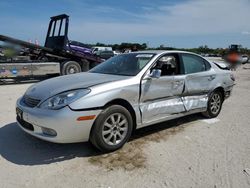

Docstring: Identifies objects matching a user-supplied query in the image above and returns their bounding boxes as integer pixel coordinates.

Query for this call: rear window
[181,54,210,74]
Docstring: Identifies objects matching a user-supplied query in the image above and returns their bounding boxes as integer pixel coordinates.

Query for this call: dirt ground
[0,65,250,188]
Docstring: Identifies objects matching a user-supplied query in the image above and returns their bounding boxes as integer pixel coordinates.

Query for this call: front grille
[17,116,34,131]
[23,95,41,108]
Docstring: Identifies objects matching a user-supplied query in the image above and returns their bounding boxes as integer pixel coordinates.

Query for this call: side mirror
[150,69,161,79]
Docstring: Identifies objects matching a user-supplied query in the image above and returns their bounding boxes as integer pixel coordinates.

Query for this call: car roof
[132,50,197,55]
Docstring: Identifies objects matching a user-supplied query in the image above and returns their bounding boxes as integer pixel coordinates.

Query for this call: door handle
[208,75,216,81]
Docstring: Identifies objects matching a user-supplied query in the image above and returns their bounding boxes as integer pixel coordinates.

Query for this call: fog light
[41,127,57,136]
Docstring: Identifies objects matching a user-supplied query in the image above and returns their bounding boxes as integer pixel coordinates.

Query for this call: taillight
[230,74,235,81]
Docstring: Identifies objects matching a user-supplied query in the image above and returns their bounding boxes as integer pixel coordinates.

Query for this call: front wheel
[90,105,133,152]
[202,90,223,118]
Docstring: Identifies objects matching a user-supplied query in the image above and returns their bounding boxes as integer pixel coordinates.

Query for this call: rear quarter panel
[210,63,234,93]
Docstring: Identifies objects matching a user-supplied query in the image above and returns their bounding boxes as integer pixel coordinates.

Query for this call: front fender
[69,82,142,126]
[69,77,140,110]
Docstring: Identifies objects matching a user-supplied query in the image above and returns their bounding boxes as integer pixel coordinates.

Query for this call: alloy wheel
[210,93,221,115]
[102,113,128,146]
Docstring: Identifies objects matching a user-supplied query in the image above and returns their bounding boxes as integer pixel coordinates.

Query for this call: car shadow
[0,122,100,166]
[0,114,205,166]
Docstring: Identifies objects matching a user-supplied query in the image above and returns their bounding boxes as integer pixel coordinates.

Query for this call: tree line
[88,43,250,55]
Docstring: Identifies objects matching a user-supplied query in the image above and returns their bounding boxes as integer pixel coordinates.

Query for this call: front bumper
[16,98,102,143]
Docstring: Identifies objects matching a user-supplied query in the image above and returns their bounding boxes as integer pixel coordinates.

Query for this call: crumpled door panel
[182,95,208,111]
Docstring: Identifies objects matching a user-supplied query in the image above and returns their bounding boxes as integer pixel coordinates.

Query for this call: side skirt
[137,107,206,129]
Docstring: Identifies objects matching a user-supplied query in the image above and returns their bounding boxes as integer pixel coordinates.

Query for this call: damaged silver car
[16,51,235,151]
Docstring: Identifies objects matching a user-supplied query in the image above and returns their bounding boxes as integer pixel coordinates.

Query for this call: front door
[140,53,185,124]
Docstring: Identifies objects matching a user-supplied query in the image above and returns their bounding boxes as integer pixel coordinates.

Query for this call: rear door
[180,53,215,111]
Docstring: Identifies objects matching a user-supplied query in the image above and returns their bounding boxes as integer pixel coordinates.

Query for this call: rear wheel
[90,105,133,152]
[61,61,81,75]
[202,90,223,118]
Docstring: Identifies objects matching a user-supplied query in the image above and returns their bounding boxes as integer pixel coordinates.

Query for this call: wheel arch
[104,98,137,132]
[202,86,225,118]
[213,86,225,102]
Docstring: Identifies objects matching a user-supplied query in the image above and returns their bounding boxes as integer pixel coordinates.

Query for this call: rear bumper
[16,98,102,143]
[224,84,235,99]
[224,90,231,99]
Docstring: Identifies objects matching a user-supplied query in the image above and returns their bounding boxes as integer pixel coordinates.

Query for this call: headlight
[39,89,90,110]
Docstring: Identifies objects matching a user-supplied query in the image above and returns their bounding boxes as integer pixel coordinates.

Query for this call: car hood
[25,72,129,101]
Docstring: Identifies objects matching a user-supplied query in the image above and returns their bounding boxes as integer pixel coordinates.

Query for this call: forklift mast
[45,14,69,51]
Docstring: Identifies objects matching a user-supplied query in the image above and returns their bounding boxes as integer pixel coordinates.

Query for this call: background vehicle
[92,46,114,60]
[0,14,103,79]
[241,55,249,64]
[16,51,235,152]
[95,50,114,60]
[92,46,113,53]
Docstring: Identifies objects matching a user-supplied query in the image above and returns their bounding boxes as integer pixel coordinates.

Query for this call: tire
[61,61,81,75]
[202,90,223,118]
[90,105,133,152]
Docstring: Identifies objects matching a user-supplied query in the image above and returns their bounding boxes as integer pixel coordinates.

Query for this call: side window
[152,54,180,76]
[181,54,208,74]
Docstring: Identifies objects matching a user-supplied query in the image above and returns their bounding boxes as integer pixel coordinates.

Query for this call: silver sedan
[16,51,235,151]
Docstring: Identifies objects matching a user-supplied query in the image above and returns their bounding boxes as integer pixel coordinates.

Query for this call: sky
[0,0,250,48]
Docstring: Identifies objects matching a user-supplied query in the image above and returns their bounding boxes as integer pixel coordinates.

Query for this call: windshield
[90,53,155,76]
